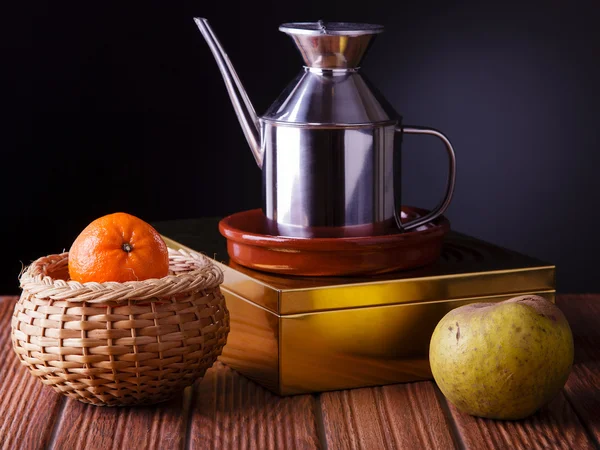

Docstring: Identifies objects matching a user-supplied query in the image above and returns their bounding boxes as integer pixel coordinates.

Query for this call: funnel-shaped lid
[279,21,383,69]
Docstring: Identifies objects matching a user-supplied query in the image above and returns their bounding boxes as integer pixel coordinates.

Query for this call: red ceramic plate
[218,207,451,276]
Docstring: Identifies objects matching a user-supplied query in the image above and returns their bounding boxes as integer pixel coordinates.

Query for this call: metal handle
[394,125,457,232]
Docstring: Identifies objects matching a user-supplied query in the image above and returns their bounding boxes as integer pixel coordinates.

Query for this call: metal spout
[194,18,263,168]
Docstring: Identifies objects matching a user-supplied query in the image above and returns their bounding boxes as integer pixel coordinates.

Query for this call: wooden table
[1,294,598,450]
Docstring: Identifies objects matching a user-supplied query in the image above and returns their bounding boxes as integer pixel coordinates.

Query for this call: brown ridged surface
[446,392,594,450]
[1,295,600,449]
[188,362,320,450]
[560,295,600,445]
[320,382,457,449]
[0,296,64,450]
[51,385,192,449]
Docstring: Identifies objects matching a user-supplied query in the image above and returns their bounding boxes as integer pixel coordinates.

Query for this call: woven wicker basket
[12,247,229,407]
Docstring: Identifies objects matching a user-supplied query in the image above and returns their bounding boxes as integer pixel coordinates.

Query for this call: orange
[68,212,170,283]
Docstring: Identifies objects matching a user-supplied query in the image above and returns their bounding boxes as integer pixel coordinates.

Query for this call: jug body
[262,121,398,238]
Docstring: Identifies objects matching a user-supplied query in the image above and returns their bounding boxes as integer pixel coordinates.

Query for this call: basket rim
[18,247,224,304]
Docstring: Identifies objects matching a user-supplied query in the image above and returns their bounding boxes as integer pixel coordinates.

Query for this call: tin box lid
[161,229,555,316]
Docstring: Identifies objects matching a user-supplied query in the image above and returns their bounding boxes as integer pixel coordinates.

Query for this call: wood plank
[446,392,595,450]
[0,296,65,450]
[50,384,192,450]
[189,361,321,450]
[558,295,600,446]
[320,381,457,450]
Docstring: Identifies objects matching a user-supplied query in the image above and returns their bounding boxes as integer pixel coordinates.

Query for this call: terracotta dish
[218,207,450,277]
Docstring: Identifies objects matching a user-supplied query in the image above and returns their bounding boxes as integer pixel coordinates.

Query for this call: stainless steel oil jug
[195,18,456,237]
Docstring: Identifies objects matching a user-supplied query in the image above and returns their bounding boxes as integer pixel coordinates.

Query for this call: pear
[429,295,574,420]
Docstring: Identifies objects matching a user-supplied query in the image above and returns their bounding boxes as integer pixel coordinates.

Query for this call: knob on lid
[279,21,384,69]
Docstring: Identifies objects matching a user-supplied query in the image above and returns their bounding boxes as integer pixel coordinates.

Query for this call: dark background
[3,1,600,294]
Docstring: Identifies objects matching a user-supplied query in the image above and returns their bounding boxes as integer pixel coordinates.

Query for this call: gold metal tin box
[162,231,555,396]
